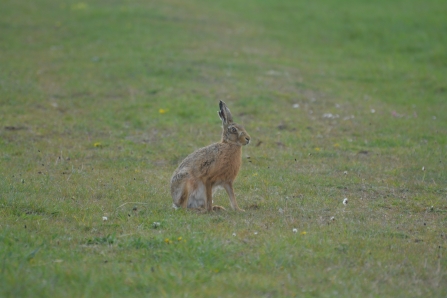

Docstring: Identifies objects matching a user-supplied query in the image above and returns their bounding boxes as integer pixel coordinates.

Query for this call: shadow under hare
[170,101,250,212]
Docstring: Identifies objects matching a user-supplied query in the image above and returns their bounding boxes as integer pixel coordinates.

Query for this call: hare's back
[176,143,221,170]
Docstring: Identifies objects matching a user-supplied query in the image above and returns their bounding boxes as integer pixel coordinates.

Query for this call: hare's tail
[171,174,189,208]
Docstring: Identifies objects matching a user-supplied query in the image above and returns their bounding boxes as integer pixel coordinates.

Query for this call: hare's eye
[228,127,237,133]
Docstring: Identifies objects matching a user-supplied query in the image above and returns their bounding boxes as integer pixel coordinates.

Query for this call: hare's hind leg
[210,185,226,211]
[203,182,226,212]
[187,180,206,209]
[212,205,226,211]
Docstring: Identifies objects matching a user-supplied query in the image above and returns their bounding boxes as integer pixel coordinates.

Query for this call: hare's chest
[217,154,241,180]
[197,143,242,182]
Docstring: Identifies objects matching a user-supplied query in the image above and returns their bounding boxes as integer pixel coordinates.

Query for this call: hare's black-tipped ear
[218,101,225,122]
[218,100,233,125]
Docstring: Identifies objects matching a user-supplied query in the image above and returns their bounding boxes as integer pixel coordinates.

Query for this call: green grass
[1,0,447,296]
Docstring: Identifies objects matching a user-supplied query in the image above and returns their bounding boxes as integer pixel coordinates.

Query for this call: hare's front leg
[223,182,245,212]
[205,182,213,212]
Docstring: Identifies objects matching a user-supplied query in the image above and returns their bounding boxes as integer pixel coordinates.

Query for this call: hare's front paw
[237,208,245,212]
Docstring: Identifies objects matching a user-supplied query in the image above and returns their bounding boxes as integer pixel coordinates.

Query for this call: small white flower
[323,113,339,119]
[232,233,236,237]
[153,222,161,228]
[422,166,425,171]
[292,228,298,233]
[432,116,437,120]
[254,231,258,235]
[278,208,284,214]
[102,216,108,221]
[371,109,375,113]
[293,103,300,108]
[343,198,348,205]
[330,216,335,221]
[343,171,348,175]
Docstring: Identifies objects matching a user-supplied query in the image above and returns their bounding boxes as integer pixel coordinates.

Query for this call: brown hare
[170,101,250,212]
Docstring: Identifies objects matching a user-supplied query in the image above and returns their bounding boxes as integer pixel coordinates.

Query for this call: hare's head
[218,101,251,146]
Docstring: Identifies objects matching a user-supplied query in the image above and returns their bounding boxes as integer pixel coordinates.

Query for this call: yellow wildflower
[71,2,87,10]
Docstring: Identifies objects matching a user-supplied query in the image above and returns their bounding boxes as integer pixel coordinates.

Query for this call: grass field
[1,0,446,296]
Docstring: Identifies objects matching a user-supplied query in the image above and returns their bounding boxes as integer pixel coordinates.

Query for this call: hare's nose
[245,137,250,144]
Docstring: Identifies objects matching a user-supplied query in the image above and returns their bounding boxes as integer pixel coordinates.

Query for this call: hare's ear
[218,100,234,126]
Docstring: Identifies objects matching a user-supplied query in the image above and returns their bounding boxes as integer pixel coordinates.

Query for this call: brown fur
[170,101,250,212]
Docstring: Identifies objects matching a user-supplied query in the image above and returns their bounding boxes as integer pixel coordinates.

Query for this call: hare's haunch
[170,101,250,212]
